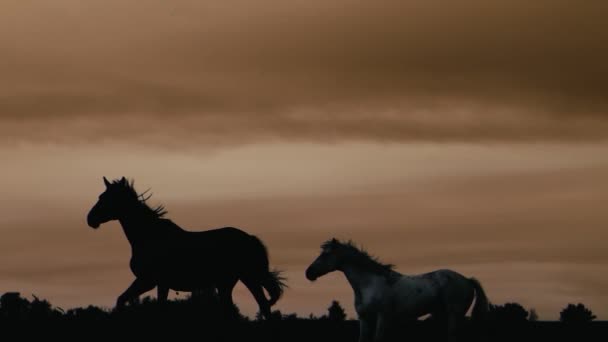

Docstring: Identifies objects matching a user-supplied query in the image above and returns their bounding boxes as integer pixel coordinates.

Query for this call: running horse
[306,238,489,341]
[86,177,286,318]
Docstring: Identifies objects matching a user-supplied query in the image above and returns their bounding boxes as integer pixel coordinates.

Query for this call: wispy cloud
[1,1,607,145]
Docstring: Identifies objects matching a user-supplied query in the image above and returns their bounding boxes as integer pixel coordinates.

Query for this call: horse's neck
[341,264,385,298]
[118,213,161,248]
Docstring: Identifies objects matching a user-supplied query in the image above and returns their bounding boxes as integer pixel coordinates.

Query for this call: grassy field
[1,293,605,341]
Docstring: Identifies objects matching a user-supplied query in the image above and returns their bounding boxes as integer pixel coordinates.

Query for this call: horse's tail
[248,234,287,306]
[469,277,490,322]
[262,269,287,306]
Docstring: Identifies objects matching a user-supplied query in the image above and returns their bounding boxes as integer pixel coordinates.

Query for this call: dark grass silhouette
[0,293,605,342]
[560,303,597,325]
[489,302,529,325]
[86,177,286,319]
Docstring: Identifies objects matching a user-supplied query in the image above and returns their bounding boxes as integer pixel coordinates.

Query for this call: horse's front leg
[116,278,156,309]
[374,314,392,342]
[358,315,376,342]
[157,285,169,304]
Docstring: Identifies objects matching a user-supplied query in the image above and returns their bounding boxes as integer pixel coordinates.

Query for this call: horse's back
[150,221,255,251]
[171,226,257,256]
[140,225,268,289]
[420,269,475,311]
[187,226,262,249]
[187,225,250,239]
[417,269,473,292]
[391,269,475,318]
[423,269,469,282]
[194,226,249,236]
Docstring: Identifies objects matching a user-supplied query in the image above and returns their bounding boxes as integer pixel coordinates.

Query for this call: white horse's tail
[469,277,490,322]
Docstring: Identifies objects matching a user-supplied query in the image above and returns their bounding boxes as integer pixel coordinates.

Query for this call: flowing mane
[322,239,399,280]
[111,178,167,219]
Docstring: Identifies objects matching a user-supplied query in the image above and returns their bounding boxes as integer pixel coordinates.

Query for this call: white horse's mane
[322,239,400,282]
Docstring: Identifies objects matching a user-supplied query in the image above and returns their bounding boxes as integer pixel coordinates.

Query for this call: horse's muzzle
[87,214,100,229]
[305,268,318,281]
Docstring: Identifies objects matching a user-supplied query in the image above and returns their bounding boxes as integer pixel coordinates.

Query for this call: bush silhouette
[1,292,31,320]
[560,303,596,324]
[327,300,347,321]
[1,292,62,321]
[528,308,539,322]
[489,302,529,324]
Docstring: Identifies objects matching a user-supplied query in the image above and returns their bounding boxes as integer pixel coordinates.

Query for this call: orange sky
[1,1,607,319]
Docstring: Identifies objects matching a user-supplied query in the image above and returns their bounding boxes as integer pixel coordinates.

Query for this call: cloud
[1,0,607,145]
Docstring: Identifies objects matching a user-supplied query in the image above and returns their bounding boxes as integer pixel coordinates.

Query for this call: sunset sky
[1,0,607,320]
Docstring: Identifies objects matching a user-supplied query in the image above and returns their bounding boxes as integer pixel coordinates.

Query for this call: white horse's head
[305,238,344,281]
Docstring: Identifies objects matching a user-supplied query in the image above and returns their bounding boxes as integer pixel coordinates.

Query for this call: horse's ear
[103,177,111,188]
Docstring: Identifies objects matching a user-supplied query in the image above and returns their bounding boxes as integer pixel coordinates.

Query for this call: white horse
[305,239,489,342]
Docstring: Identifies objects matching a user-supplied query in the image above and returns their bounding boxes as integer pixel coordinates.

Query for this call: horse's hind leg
[217,277,238,316]
[444,308,467,342]
[241,278,271,319]
[446,314,462,342]
[374,314,394,342]
[358,316,376,342]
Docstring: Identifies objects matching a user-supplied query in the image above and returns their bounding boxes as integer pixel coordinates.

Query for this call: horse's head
[305,238,344,281]
[87,176,136,229]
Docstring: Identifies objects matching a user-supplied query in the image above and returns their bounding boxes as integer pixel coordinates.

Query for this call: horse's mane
[111,178,168,220]
[322,239,399,280]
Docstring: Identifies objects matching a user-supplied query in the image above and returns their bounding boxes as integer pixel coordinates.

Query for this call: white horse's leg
[157,286,169,304]
[446,314,459,342]
[374,314,391,342]
[358,316,376,342]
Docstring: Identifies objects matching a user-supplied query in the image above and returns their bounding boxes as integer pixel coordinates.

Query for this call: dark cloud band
[1,0,607,145]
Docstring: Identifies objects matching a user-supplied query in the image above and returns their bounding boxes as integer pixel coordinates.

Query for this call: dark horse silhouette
[86,177,286,318]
